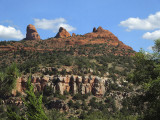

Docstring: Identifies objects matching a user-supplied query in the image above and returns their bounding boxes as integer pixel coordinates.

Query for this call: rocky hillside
[0,25,137,120]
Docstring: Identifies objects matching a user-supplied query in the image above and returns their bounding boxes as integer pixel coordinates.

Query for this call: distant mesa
[25,24,40,40]
[55,27,71,38]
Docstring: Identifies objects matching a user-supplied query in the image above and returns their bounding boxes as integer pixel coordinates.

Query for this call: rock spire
[25,24,40,40]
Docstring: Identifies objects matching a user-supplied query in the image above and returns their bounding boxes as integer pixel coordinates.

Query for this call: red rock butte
[55,27,71,38]
[84,26,118,38]
[25,24,40,40]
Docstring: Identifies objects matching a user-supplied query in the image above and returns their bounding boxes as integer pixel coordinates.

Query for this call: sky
[0,0,160,52]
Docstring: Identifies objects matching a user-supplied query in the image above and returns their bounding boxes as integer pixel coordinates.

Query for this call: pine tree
[7,75,49,120]
[23,75,48,120]
[0,63,20,98]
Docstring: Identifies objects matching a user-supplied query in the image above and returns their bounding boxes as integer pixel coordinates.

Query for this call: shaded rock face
[92,77,105,96]
[25,24,40,40]
[55,27,71,38]
[93,27,97,32]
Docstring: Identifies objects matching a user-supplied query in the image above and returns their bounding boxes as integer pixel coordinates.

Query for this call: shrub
[73,101,81,109]
[68,100,74,108]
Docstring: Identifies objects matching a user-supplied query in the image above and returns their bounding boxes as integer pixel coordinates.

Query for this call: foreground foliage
[127,39,160,120]
[2,39,160,119]
[7,75,48,120]
[0,63,20,99]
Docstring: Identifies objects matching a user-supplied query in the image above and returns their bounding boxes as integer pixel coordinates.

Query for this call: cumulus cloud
[142,30,160,40]
[34,18,76,33]
[0,25,24,39]
[119,11,160,31]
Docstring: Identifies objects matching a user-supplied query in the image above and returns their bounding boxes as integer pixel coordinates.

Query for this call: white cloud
[147,46,153,51]
[142,30,160,40]
[34,18,76,33]
[120,11,160,31]
[0,25,24,39]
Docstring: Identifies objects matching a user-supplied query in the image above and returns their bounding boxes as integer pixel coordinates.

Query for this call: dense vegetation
[126,39,160,120]
[0,43,134,78]
[0,63,20,99]
[0,39,159,119]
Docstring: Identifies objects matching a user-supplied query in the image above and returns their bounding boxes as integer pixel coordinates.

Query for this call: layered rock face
[25,24,40,40]
[13,75,109,96]
[46,75,107,96]
[55,27,71,38]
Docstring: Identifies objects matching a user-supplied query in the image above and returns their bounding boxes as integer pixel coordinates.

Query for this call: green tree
[0,63,20,98]
[7,107,26,120]
[7,75,49,120]
[127,39,160,120]
[153,39,160,54]
[23,76,48,120]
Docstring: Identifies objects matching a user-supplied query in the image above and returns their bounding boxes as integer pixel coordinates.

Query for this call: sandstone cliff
[13,75,110,96]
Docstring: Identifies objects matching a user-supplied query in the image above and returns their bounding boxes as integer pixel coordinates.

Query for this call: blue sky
[0,0,160,52]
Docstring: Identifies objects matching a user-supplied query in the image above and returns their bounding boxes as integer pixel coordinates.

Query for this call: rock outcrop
[72,33,76,37]
[25,24,40,40]
[96,26,104,32]
[12,75,109,96]
[93,27,97,32]
[85,26,117,38]
[55,27,71,38]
